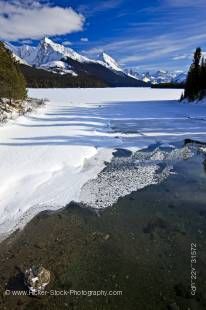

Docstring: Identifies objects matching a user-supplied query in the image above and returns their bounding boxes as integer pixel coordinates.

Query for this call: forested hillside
[0,42,27,102]
[20,64,107,88]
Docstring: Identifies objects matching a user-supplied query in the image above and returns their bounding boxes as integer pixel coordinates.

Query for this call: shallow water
[79,143,196,209]
[0,142,206,310]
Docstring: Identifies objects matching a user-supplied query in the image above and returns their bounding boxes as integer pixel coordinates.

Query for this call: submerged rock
[24,265,50,294]
[104,234,111,240]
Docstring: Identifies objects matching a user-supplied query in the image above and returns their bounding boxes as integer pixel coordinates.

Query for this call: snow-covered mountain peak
[6,38,125,74]
[6,37,91,67]
[5,42,37,64]
[100,52,123,72]
[38,37,66,54]
[40,37,53,45]
[36,37,91,65]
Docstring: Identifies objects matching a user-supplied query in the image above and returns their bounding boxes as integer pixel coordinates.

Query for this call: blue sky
[1,0,206,72]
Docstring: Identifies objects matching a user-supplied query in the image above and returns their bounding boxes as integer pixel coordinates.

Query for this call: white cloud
[83,31,206,68]
[172,54,192,60]
[80,37,89,42]
[62,41,72,46]
[20,39,34,44]
[0,1,85,40]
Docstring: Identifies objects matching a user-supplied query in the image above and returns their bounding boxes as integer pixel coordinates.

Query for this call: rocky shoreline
[0,97,47,124]
[0,142,206,309]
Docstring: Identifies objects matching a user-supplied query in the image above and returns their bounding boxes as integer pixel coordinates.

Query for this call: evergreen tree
[194,47,201,68]
[183,47,206,101]
[199,57,206,95]
[0,42,27,103]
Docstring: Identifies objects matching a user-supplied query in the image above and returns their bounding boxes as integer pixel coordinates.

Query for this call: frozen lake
[1,87,206,238]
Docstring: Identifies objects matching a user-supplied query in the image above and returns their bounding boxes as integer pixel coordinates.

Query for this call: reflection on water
[0,141,206,310]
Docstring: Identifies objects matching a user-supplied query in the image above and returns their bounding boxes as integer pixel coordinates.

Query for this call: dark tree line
[0,42,27,103]
[20,64,106,88]
[152,82,184,89]
[183,47,206,101]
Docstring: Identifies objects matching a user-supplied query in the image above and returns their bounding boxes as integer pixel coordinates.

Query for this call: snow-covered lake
[1,87,206,238]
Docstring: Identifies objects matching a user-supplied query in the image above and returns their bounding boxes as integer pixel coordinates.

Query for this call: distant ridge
[5,37,148,88]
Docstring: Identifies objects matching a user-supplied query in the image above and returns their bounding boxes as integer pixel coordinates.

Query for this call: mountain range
[5,37,187,87]
[6,38,147,87]
[125,69,187,85]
